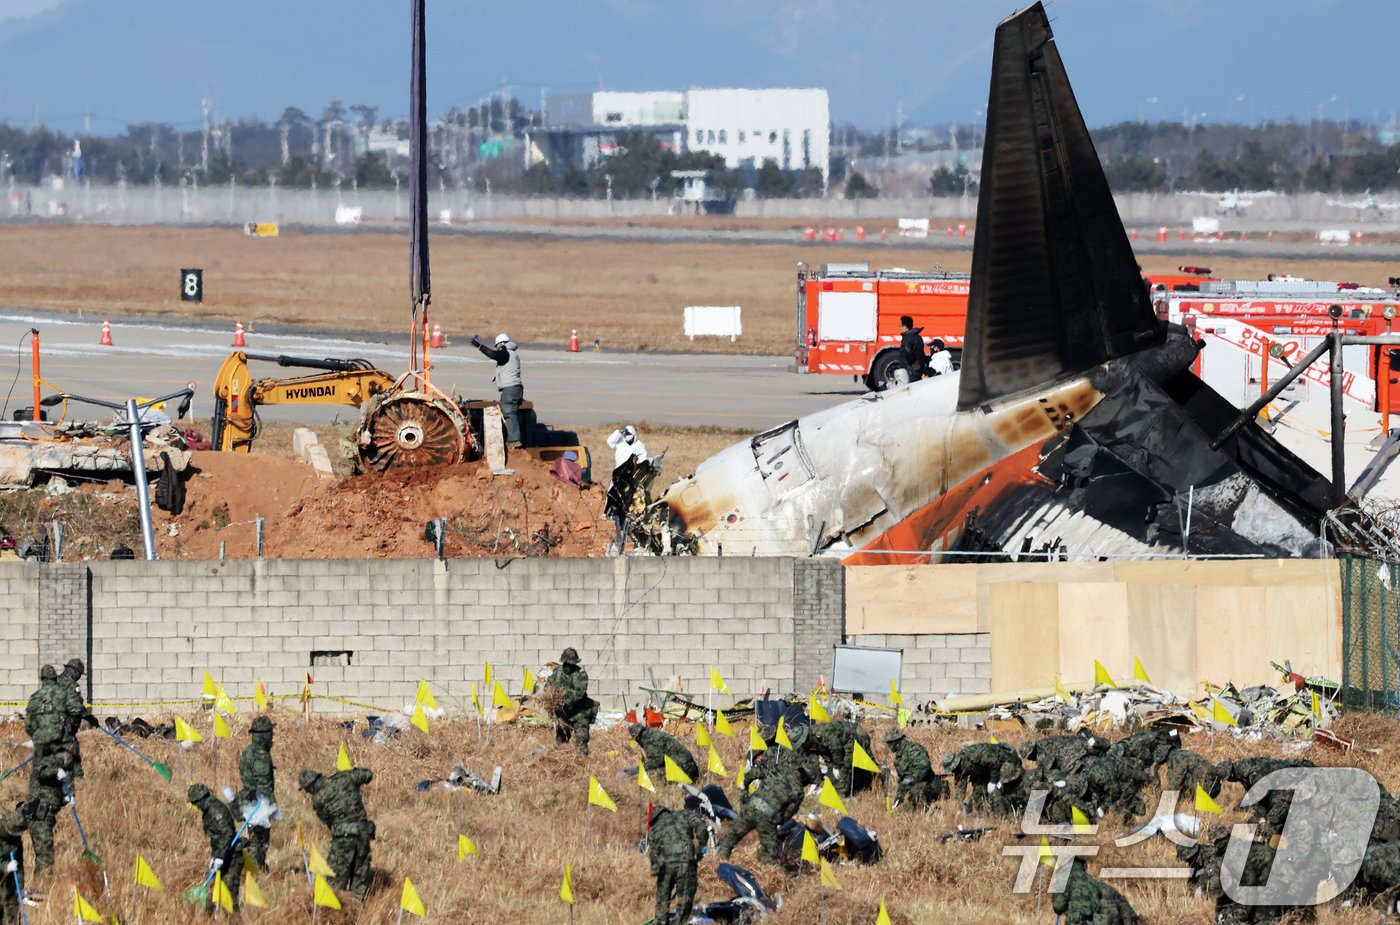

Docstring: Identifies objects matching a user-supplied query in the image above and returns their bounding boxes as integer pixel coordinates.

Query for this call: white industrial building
[534,87,830,186]
[685,88,829,184]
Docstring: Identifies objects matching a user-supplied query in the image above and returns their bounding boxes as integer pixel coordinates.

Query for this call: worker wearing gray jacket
[473,332,524,447]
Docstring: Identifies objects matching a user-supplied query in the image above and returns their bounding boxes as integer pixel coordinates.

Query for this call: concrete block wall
[845,633,992,702]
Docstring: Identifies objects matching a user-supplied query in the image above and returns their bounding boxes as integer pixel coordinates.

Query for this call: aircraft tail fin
[957,3,1163,411]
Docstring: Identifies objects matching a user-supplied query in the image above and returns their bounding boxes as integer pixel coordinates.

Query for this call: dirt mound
[157,450,610,559]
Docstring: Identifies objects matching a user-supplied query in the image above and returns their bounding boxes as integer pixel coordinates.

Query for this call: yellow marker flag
[664,754,694,785]
[818,777,848,815]
[587,775,618,812]
[214,683,236,715]
[876,899,892,925]
[1054,675,1073,704]
[1189,700,1211,722]
[1094,661,1115,687]
[308,845,336,878]
[715,710,734,737]
[212,871,234,913]
[415,679,438,711]
[989,734,999,745]
[492,681,511,709]
[243,848,258,876]
[737,764,747,792]
[819,857,843,891]
[1312,690,1322,717]
[1195,784,1224,814]
[889,679,903,706]
[243,870,268,909]
[74,888,103,923]
[174,716,203,743]
[1038,835,1055,866]
[852,740,880,773]
[523,667,536,695]
[1071,805,1092,834]
[1132,657,1151,684]
[809,696,832,723]
[470,682,481,714]
[801,829,820,865]
[1212,698,1239,728]
[695,722,713,747]
[483,661,493,688]
[134,854,162,891]
[710,665,731,695]
[213,714,230,739]
[638,763,656,793]
[411,701,430,734]
[202,671,217,700]
[254,681,268,711]
[775,717,793,750]
[313,874,342,910]
[708,745,728,777]
[400,877,426,917]
[458,833,478,860]
[560,863,574,905]
[748,725,768,752]
[337,741,352,771]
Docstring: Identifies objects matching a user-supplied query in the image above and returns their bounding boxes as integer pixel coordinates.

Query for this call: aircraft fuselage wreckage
[627,3,1379,565]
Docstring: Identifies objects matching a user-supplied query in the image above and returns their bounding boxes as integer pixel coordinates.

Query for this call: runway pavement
[0,308,854,433]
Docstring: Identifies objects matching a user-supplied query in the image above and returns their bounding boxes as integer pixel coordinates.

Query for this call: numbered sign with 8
[180,268,204,303]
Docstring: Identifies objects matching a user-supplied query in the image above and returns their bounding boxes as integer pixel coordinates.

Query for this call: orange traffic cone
[568,329,580,353]
[99,318,113,346]
[232,320,247,347]
[430,322,443,348]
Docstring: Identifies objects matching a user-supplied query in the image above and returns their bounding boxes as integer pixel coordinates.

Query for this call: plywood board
[1057,582,1131,686]
[845,565,982,634]
[1263,583,1340,682]
[1125,583,1198,696]
[1113,558,1340,588]
[1196,587,1267,688]
[989,583,1060,691]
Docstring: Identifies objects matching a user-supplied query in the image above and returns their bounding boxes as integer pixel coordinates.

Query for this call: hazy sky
[1,0,1394,135]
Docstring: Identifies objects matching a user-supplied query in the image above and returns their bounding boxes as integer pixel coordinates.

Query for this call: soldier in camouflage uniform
[546,648,598,756]
[301,767,375,898]
[1165,747,1224,802]
[885,729,948,810]
[1221,757,1314,840]
[55,659,92,779]
[647,804,707,925]
[26,744,73,876]
[1352,841,1400,913]
[804,714,875,797]
[23,666,65,764]
[630,724,699,783]
[717,748,812,865]
[1070,754,1150,821]
[1203,828,1286,924]
[188,783,240,912]
[988,762,1043,819]
[1021,731,1108,778]
[942,743,1021,811]
[746,725,819,789]
[1370,787,1400,844]
[1110,725,1181,777]
[0,807,28,925]
[1051,856,1139,924]
[237,716,277,869]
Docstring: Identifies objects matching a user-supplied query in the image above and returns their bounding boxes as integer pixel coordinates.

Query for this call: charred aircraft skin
[633,3,1339,563]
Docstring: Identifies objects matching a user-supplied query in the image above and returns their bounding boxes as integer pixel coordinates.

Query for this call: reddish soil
[155,450,609,560]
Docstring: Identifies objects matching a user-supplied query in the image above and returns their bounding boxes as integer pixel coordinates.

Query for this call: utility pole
[201,99,211,173]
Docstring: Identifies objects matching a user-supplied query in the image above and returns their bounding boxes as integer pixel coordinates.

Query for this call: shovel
[97,725,172,782]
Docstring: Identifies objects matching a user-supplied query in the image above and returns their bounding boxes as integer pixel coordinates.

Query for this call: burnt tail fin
[957,3,1163,412]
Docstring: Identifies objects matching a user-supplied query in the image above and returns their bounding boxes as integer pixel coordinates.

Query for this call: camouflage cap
[250,716,274,734]
[298,769,323,791]
[560,647,580,665]
[942,752,962,772]
[39,664,56,681]
[187,783,210,804]
[884,727,906,744]
[628,723,645,740]
[65,658,85,674]
[0,810,27,833]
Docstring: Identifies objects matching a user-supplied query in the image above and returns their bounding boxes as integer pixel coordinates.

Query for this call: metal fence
[1340,552,1400,711]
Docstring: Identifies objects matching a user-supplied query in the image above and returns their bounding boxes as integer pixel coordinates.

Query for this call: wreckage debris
[415,762,503,795]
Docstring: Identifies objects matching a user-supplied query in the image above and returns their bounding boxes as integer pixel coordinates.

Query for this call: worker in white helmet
[472,332,524,448]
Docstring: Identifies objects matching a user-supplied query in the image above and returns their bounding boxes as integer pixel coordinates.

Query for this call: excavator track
[357,393,472,472]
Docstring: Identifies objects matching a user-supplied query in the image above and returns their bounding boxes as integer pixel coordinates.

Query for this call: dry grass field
[5,708,1399,924]
[1,224,1397,357]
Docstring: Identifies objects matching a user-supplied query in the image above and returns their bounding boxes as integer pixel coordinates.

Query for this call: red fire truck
[793,262,1216,391]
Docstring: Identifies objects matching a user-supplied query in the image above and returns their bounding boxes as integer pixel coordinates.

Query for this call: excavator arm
[211,351,397,452]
